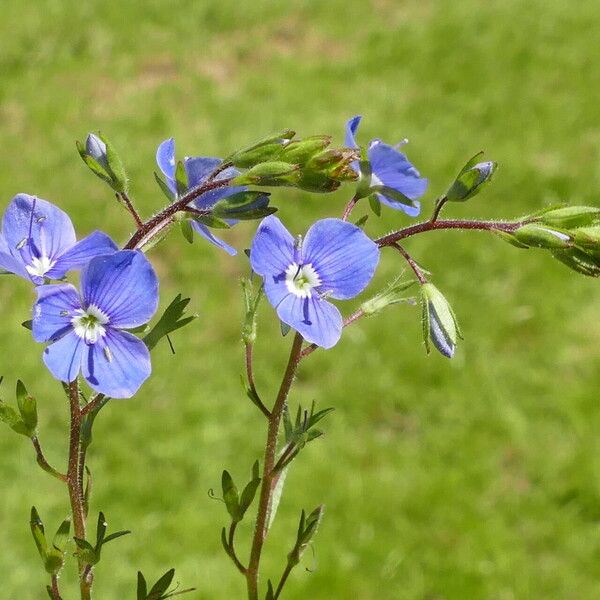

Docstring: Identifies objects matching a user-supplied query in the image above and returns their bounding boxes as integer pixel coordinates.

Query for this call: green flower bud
[572,226,600,248]
[233,162,300,187]
[226,129,295,168]
[280,135,332,164]
[420,283,462,358]
[77,132,128,193]
[534,205,600,228]
[513,224,572,249]
[361,276,416,315]
[446,152,497,202]
[552,247,600,277]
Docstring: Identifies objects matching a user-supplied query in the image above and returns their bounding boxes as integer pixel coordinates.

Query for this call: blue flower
[156,138,249,256]
[0,194,118,284]
[345,115,428,217]
[32,250,159,398]
[250,216,380,348]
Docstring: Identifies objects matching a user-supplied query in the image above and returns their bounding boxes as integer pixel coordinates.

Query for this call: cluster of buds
[227,130,359,193]
[501,206,600,277]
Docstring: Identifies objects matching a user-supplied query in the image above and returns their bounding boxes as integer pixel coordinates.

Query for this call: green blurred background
[2,1,600,598]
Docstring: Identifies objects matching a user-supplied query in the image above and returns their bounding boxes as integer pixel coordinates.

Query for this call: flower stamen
[285,262,321,298]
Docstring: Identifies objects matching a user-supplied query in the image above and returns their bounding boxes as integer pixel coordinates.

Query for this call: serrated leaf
[144,295,197,351]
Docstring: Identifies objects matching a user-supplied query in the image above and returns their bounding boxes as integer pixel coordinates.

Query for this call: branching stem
[31,436,66,482]
[246,333,304,600]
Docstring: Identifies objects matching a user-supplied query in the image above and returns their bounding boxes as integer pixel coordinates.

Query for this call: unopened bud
[420,283,462,358]
[77,132,128,193]
[227,129,295,168]
[446,153,497,202]
[572,226,600,248]
[85,133,109,169]
[513,224,572,249]
[533,205,600,229]
[233,162,299,187]
[361,276,416,315]
[552,247,600,277]
[280,136,331,165]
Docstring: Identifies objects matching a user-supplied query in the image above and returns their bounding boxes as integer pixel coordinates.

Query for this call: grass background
[1,1,600,598]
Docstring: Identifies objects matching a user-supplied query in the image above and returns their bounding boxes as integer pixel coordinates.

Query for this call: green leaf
[221,471,240,522]
[73,537,98,565]
[96,512,107,548]
[192,214,231,229]
[265,580,275,600]
[356,159,373,200]
[148,568,175,599]
[238,460,261,518]
[52,518,71,553]
[101,529,131,545]
[354,214,369,228]
[212,192,274,218]
[0,400,29,436]
[137,572,148,600]
[280,321,291,337]
[267,465,288,531]
[21,319,33,330]
[30,507,47,560]
[16,380,37,434]
[144,295,197,351]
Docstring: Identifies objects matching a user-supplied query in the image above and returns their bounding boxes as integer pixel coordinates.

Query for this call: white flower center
[71,305,109,344]
[285,262,321,298]
[25,255,55,278]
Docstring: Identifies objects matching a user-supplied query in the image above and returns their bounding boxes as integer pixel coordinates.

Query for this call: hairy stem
[67,381,91,600]
[124,177,232,250]
[342,194,360,221]
[246,333,304,600]
[50,575,63,600]
[117,192,143,228]
[391,243,427,284]
[376,218,521,247]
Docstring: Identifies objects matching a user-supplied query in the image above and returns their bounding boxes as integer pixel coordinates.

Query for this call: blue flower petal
[43,331,86,383]
[156,138,177,193]
[3,194,76,273]
[250,215,295,277]
[345,115,362,149]
[86,134,108,168]
[81,250,159,328]
[184,157,222,189]
[277,295,343,349]
[0,233,29,278]
[82,329,151,399]
[32,283,81,342]
[368,140,428,201]
[190,221,237,255]
[302,218,379,300]
[48,231,118,279]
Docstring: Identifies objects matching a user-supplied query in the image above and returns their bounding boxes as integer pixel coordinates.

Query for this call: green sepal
[493,230,531,249]
[361,275,416,315]
[21,319,33,330]
[280,135,331,164]
[180,220,194,244]
[44,517,71,575]
[371,185,419,210]
[572,226,600,248]
[288,506,325,567]
[225,129,295,165]
[144,294,197,351]
[98,132,128,193]
[174,160,188,197]
[234,162,299,187]
[552,247,600,277]
[354,214,369,228]
[265,580,275,600]
[76,140,113,186]
[420,283,462,358]
[532,205,600,228]
[212,191,273,220]
[513,224,572,249]
[355,159,373,200]
[80,395,110,452]
[154,172,175,202]
[446,152,497,202]
[368,194,381,217]
[221,470,241,522]
[280,321,291,337]
[16,380,37,434]
[294,171,341,193]
[229,143,285,168]
[0,400,30,436]
[52,517,71,554]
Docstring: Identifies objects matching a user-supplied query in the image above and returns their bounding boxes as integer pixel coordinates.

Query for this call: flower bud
[233,162,300,187]
[76,132,128,193]
[446,152,497,202]
[535,205,600,229]
[420,283,462,358]
[227,129,295,168]
[85,133,109,169]
[552,247,600,277]
[361,276,416,315]
[513,224,572,249]
[572,226,600,248]
[280,135,332,165]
